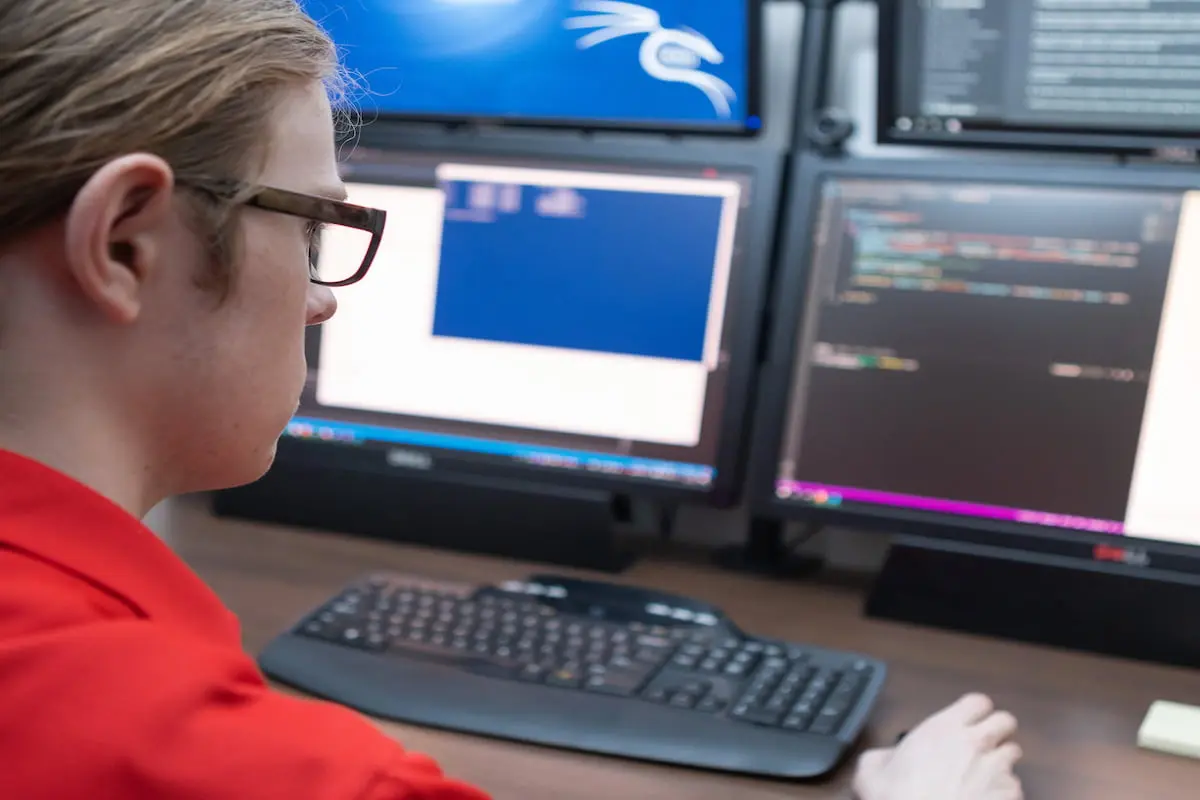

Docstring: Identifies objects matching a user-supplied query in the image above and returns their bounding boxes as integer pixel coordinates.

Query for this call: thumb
[852,747,893,797]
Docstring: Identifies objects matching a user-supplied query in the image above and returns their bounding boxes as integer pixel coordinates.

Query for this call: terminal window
[310,163,742,450]
[895,0,1200,133]
[779,176,1200,545]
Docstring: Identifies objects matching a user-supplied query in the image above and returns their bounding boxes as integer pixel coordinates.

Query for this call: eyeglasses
[181,178,388,287]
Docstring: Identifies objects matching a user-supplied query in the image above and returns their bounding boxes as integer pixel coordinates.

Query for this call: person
[0,1,1024,798]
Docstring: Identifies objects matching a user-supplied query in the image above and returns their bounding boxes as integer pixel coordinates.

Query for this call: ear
[62,154,177,325]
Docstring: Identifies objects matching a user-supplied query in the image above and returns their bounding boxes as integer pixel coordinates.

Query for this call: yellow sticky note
[1138,701,1200,760]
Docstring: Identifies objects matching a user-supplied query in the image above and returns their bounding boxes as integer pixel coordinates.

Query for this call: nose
[305,284,337,326]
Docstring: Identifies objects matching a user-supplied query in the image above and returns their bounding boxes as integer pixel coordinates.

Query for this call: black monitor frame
[876,0,1200,156]
[329,2,764,138]
[233,132,784,511]
[749,152,1200,580]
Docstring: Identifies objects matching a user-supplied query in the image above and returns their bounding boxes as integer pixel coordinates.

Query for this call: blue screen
[431,179,726,362]
[302,0,754,129]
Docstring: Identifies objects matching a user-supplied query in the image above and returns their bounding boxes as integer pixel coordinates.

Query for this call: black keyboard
[258,572,887,780]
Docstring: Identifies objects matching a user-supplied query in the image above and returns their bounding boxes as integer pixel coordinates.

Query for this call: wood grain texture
[157,497,1200,800]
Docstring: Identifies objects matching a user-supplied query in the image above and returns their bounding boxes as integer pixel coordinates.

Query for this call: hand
[852,693,1023,800]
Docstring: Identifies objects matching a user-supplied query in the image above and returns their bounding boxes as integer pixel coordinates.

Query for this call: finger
[996,773,1024,800]
[972,710,1019,749]
[941,692,995,725]
[856,747,893,773]
[984,741,1024,768]
[852,748,892,797]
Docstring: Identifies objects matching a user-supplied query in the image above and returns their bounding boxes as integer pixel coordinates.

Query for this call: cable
[657,506,677,543]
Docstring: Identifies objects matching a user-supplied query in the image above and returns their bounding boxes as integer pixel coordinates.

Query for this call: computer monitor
[750,154,1200,664]
[877,0,1200,154]
[216,137,781,569]
[302,0,762,134]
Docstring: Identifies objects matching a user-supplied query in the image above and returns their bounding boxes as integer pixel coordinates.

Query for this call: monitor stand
[866,536,1200,669]
[713,516,825,579]
[212,462,637,573]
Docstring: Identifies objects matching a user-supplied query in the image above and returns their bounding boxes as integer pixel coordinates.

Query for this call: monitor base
[213,462,636,574]
[866,537,1200,669]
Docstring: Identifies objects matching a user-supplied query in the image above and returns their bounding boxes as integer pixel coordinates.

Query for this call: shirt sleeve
[0,619,492,800]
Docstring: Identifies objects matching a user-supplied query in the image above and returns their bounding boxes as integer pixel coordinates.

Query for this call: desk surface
[157,498,1200,800]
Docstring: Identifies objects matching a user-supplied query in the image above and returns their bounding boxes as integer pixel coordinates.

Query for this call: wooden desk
[157,498,1200,800]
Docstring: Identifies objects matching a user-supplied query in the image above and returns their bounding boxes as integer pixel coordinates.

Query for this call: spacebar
[388,641,520,676]
[388,644,649,694]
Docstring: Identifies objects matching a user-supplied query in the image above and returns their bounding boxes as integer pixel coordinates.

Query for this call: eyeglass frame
[179,177,388,287]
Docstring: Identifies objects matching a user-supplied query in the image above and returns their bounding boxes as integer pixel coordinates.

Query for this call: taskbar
[775,480,1125,535]
[285,416,716,487]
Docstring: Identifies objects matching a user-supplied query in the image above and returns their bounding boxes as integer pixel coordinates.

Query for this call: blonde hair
[0,0,348,292]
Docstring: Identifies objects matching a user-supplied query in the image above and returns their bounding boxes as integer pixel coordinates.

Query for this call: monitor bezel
[875,0,1200,156]
[748,152,1200,570]
[277,131,785,508]
[328,2,765,138]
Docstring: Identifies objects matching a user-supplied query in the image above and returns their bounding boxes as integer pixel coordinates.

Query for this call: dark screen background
[779,178,1184,521]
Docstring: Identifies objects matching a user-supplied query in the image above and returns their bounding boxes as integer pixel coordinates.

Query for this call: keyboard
[258,572,888,780]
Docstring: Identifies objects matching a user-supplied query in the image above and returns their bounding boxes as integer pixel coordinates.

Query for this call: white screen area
[1124,190,1200,546]
[313,166,742,447]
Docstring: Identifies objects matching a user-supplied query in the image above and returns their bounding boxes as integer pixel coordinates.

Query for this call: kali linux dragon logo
[564,0,737,118]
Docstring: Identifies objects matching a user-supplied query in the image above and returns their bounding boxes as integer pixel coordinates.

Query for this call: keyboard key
[517,664,546,682]
[820,696,853,721]
[583,666,651,697]
[299,619,334,639]
[782,714,811,731]
[696,696,725,714]
[764,695,792,714]
[643,687,669,703]
[732,704,783,727]
[827,682,862,707]
[635,634,673,649]
[809,710,841,736]
[546,667,584,689]
[669,693,698,709]
[791,700,816,718]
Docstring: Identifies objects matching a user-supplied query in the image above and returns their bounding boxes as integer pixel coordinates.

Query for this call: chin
[209,440,280,492]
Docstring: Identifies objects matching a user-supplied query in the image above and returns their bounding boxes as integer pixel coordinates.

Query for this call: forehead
[256,82,341,193]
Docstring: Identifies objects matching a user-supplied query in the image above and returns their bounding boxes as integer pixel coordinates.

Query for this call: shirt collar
[0,448,240,643]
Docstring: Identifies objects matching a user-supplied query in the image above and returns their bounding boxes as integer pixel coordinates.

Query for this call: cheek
[240,238,313,375]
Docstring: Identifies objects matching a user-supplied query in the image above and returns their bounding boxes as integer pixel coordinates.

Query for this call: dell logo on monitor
[385,449,434,471]
[1093,544,1151,568]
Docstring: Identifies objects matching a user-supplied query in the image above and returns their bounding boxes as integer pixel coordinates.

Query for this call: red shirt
[0,449,491,800]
